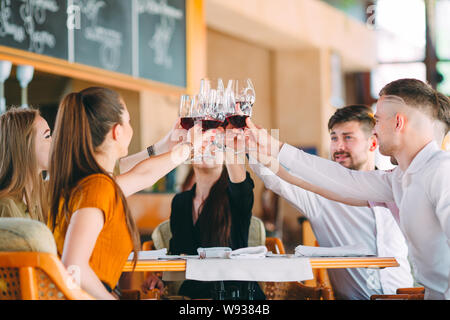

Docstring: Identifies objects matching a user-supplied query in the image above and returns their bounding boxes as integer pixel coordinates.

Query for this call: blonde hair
[0,108,48,222]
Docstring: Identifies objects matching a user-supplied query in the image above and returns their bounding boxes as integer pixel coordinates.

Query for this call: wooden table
[123,257,399,273]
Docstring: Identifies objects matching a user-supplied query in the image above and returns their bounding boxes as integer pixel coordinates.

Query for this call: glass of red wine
[224,78,255,129]
[179,94,195,130]
[223,79,256,154]
[179,94,207,162]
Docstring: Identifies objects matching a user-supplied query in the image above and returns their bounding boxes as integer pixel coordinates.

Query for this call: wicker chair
[370,287,425,300]
[0,217,94,300]
[262,237,332,300]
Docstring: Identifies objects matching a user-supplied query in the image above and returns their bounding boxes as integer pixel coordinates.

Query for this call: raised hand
[245,118,282,172]
[154,118,188,154]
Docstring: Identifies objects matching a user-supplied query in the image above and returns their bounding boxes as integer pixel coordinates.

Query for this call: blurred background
[0,0,449,251]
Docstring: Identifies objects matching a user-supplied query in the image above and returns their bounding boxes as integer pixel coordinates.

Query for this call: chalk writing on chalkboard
[138,0,183,70]
[75,0,122,71]
[0,0,59,54]
[138,0,186,87]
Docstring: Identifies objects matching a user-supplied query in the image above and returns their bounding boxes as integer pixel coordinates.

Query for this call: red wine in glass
[202,119,223,131]
[180,117,195,130]
[226,115,249,129]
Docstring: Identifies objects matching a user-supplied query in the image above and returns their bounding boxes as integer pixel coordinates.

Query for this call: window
[436,0,450,95]
[371,0,427,98]
[371,0,450,97]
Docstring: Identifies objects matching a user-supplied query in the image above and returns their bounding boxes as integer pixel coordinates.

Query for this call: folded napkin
[128,248,168,260]
[226,246,268,259]
[197,247,232,259]
[294,244,374,257]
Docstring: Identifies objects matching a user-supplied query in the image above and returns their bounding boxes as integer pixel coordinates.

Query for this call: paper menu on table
[127,249,168,260]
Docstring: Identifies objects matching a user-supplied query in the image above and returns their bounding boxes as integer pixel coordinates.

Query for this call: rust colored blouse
[52,174,133,289]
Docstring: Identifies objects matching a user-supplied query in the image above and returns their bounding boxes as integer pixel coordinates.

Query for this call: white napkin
[197,247,232,258]
[294,244,374,257]
[186,257,313,282]
[127,248,168,260]
[226,246,268,259]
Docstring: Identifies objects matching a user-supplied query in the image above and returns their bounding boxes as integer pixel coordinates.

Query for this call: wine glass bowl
[179,94,196,130]
[180,77,256,159]
[223,78,255,129]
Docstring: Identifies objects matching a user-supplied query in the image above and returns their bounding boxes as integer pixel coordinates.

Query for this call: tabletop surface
[123,256,399,273]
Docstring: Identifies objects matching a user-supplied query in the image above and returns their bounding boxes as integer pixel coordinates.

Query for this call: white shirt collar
[404,141,440,175]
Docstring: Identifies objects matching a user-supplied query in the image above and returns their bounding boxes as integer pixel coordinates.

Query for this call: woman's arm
[118,119,187,174]
[224,128,247,183]
[116,125,214,197]
[61,208,116,300]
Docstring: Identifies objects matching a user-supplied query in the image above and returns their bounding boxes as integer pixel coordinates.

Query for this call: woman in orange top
[48,87,209,299]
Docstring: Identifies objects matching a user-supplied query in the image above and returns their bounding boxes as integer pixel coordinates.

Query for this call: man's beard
[333,152,364,170]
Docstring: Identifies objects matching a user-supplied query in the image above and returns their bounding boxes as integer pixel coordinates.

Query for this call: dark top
[169,172,265,300]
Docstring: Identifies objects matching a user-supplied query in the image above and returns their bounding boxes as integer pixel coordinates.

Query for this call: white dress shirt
[277,141,450,300]
[250,160,413,300]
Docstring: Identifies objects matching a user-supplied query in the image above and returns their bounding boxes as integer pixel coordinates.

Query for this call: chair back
[151,216,266,250]
[248,216,266,247]
[0,252,94,300]
[0,218,57,254]
[262,237,326,300]
[265,237,286,254]
[151,220,171,250]
[0,217,93,300]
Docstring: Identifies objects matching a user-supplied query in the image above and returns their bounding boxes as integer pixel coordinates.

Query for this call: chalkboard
[0,0,189,88]
[73,0,133,75]
[137,0,186,87]
[0,0,68,60]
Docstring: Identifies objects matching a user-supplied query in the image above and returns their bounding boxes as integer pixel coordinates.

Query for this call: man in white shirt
[247,78,450,300]
[250,105,413,300]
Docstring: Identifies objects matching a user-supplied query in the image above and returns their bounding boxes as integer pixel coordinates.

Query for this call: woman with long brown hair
[48,87,208,300]
[141,130,266,300]
[0,108,51,222]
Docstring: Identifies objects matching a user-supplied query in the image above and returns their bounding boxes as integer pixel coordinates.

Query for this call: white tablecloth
[183,257,313,282]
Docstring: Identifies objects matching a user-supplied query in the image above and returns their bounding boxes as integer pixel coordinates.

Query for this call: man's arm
[245,118,394,203]
[249,158,320,218]
[119,119,187,174]
[277,143,395,203]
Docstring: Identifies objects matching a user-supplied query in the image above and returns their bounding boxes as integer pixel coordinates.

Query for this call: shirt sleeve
[70,175,117,225]
[426,158,450,299]
[249,159,318,219]
[278,143,395,203]
[168,193,194,255]
[227,171,254,223]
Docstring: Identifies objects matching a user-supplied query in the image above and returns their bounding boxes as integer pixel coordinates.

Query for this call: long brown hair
[195,167,232,247]
[0,108,47,222]
[48,87,140,266]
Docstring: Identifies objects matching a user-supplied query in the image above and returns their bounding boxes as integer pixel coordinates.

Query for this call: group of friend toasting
[0,77,448,300]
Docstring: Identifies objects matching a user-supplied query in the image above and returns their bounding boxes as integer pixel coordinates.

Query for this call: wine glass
[223,79,255,155]
[179,94,195,130]
[224,78,255,129]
